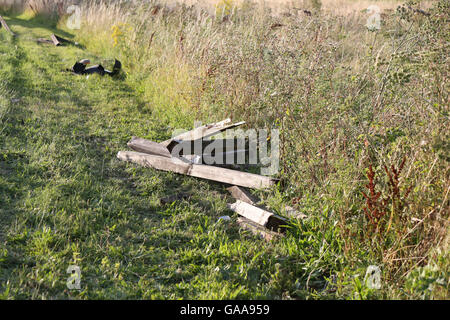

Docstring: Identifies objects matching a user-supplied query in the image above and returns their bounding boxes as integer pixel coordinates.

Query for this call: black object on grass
[68,59,122,77]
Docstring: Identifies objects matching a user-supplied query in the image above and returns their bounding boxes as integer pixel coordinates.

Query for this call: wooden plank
[161,119,245,148]
[227,200,288,232]
[180,149,247,165]
[51,34,61,46]
[0,15,15,36]
[127,137,171,158]
[226,186,257,205]
[202,121,246,140]
[117,151,277,189]
[237,217,282,241]
[227,186,307,220]
[169,138,248,155]
[161,119,230,147]
[53,34,72,45]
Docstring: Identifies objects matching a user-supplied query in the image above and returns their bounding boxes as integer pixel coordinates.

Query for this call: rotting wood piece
[0,15,15,36]
[180,149,248,166]
[237,217,282,241]
[37,34,73,46]
[227,200,288,232]
[227,185,307,220]
[117,151,277,189]
[226,186,257,205]
[127,137,171,158]
[51,34,62,46]
[168,138,249,155]
[51,34,72,46]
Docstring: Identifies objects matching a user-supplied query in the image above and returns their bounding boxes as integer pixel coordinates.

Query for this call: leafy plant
[362,157,412,236]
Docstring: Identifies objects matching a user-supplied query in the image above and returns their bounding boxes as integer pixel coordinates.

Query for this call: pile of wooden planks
[117,119,305,240]
[118,119,277,189]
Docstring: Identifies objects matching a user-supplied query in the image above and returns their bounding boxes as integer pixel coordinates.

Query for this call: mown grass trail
[0,14,330,300]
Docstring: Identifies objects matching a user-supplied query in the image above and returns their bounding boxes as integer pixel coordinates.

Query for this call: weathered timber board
[117,151,277,189]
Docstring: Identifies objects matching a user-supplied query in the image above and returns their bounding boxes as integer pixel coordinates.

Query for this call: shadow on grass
[3,13,75,39]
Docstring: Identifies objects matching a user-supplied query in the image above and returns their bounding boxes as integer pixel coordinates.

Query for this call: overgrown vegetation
[0,0,448,299]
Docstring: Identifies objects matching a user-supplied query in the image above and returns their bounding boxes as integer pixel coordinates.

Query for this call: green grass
[0,1,448,300]
[0,13,334,300]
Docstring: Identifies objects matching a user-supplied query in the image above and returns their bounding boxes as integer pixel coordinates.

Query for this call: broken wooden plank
[52,34,72,45]
[227,186,257,205]
[117,151,277,189]
[169,138,249,155]
[161,119,246,148]
[237,217,282,241]
[127,137,171,158]
[227,200,288,232]
[161,119,230,148]
[160,192,191,205]
[0,15,15,36]
[37,34,73,46]
[227,185,307,220]
[51,34,62,46]
[180,149,248,166]
[50,34,73,46]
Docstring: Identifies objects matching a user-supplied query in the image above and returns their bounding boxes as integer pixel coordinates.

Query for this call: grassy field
[0,0,448,299]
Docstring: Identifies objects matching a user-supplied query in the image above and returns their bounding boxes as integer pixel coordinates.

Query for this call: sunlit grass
[0,0,448,299]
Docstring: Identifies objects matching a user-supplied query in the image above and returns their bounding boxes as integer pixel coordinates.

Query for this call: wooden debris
[0,15,15,36]
[117,151,277,189]
[51,34,63,46]
[237,217,281,241]
[227,185,307,220]
[227,200,288,232]
[161,119,246,148]
[169,138,249,155]
[52,34,73,46]
[127,137,171,158]
[36,34,73,46]
[181,149,248,166]
[226,186,257,205]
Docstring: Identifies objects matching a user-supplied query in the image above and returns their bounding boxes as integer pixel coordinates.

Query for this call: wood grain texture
[227,200,288,232]
[117,151,276,189]
[127,137,172,158]
[161,119,245,147]
[226,186,257,205]
[237,217,282,241]
[0,15,15,36]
